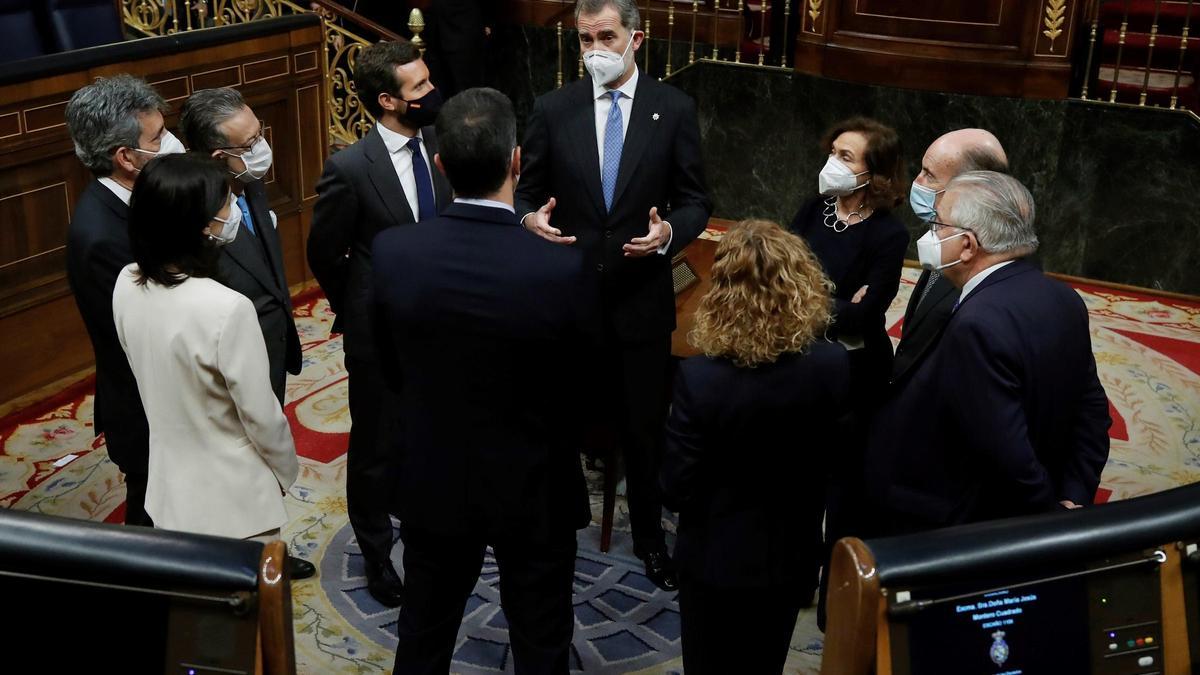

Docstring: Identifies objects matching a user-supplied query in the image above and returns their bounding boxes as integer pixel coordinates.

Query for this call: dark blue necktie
[236,194,256,236]
[406,136,437,221]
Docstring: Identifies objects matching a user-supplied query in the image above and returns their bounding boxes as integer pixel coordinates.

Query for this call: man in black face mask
[308,40,452,608]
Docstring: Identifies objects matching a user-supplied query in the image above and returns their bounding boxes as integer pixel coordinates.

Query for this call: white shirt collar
[593,66,639,102]
[98,177,132,206]
[959,259,1016,304]
[454,197,515,214]
[377,123,423,155]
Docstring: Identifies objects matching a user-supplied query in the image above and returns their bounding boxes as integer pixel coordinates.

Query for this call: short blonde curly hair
[689,220,833,367]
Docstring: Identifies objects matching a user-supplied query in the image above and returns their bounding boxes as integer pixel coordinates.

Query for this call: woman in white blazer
[113,153,299,542]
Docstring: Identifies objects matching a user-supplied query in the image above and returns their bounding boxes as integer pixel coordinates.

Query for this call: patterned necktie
[601,90,624,212]
[916,269,941,309]
[406,136,437,221]
[236,194,256,236]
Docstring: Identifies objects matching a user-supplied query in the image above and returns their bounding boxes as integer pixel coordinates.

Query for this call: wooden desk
[671,219,733,358]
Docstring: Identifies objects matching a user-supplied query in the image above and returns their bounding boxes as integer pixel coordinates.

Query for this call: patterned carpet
[3,250,1200,673]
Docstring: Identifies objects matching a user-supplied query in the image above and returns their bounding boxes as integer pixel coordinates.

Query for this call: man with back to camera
[179,87,313,579]
[515,0,712,591]
[306,40,453,607]
[866,171,1111,534]
[374,87,592,674]
[64,74,184,528]
[892,128,1009,385]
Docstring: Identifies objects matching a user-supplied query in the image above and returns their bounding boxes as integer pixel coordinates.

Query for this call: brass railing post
[689,1,698,65]
[1109,0,1132,102]
[734,0,744,63]
[1080,1,1100,99]
[1139,0,1163,105]
[666,1,675,77]
[758,0,769,66]
[711,0,720,60]
[782,0,791,67]
[556,21,564,88]
[1170,0,1194,109]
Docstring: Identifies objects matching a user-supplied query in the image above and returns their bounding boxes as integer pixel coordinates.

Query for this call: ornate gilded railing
[1072,0,1197,118]
[121,0,428,147]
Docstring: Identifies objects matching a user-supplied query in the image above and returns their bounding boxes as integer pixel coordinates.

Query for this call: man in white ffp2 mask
[515,0,713,594]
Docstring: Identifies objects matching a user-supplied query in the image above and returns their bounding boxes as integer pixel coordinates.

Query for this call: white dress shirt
[592,68,671,255]
[959,259,1016,305]
[98,177,132,206]
[376,123,436,221]
[594,67,638,172]
[455,197,515,214]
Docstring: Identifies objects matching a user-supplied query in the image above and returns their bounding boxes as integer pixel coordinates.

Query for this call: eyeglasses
[216,119,266,154]
[928,218,975,235]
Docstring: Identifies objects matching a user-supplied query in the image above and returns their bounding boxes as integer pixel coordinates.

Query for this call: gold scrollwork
[123,0,170,36]
[1043,0,1067,52]
[324,22,375,147]
[808,0,822,31]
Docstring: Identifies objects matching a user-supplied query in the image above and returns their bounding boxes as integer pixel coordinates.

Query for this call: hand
[623,207,671,257]
[851,285,869,304]
[523,197,576,245]
[1060,499,1082,509]
[484,26,492,37]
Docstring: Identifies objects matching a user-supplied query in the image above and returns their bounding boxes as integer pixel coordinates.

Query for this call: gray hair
[575,0,641,33]
[179,87,246,153]
[65,75,167,177]
[946,171,1039,255]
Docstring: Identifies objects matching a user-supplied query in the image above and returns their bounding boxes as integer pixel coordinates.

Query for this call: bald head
[916,128,1009,191]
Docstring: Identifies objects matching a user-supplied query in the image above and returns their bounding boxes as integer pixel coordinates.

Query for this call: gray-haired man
[866,171,1111,534]
[65,74,184,527]
[179,88,313,580]
[179,88,301,407]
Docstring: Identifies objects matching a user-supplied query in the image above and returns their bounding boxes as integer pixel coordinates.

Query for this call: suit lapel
[422,126,454,210]
[903,273,956,336]
[610,72,662,210]
[242,182,289,295]
[956,259,1032,311]
[222,227,287,303]
[567,83,606,218]
[89,179,130,220]
[364,126,417,226]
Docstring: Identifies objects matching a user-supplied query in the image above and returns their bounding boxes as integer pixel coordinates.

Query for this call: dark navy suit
[866,259,1111,534]
[372,202,592,674]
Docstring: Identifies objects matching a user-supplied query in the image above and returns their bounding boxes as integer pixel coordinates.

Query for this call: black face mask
[400,88,444,127]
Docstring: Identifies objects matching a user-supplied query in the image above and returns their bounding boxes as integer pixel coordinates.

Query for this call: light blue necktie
[601,90,624,212]
[236,194,256,236]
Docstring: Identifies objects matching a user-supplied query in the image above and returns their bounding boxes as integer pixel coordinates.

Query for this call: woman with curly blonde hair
[661,220,851,674]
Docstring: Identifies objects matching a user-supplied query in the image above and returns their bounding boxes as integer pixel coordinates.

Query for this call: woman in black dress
[788,116,909,391]
[788,116,909,629]
[662,220,851,674]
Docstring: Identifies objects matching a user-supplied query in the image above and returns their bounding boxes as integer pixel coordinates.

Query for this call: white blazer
[113,264,299,539]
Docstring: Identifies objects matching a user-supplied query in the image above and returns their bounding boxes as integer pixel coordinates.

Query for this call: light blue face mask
[909,182,945,222]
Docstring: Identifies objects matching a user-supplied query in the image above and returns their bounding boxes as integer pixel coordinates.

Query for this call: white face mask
[207,194,242,246]
[583,32,635,87]
[225,137,273,182]
[915,228,969,271]
[132,130,186,159]
[130,130,186,173]
[818,156,870,197]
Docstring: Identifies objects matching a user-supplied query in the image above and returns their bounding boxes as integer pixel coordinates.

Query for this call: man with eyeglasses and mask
[307,40,452,608]
[865,172,1110,535]
[178,88,314,580]
[515,0,711,592]
[65,74,185,528]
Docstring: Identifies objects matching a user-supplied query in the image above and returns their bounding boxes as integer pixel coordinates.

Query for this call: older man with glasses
[865,171,1111,536]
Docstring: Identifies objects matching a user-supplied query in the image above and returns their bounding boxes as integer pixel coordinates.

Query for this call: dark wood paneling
[795,0,1084,98]
[0,19,327,409]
